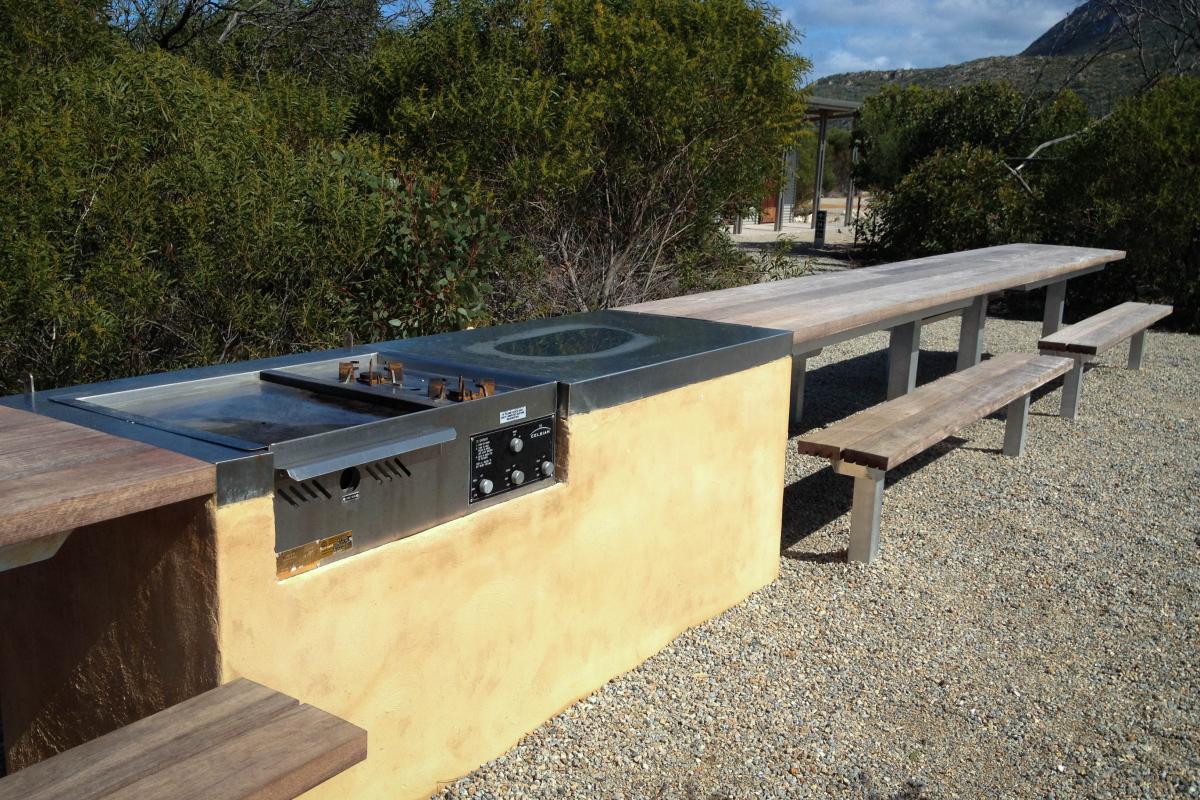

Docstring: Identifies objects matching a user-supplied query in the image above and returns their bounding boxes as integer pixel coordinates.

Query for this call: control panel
[469,415,556,503]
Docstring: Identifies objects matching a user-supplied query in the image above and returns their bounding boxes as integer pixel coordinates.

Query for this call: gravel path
[433,317,1199,799]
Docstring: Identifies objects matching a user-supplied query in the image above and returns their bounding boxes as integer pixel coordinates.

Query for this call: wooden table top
[622,243,1125,349]
[0,406,216,548]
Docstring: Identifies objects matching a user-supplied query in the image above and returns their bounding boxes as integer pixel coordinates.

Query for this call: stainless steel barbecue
[8,310,791,578]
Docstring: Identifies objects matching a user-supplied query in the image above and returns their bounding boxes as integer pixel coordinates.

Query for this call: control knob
[540,460,555,478]
[508,437,524,453]
[511,469,526,486]
[477,478,494,496]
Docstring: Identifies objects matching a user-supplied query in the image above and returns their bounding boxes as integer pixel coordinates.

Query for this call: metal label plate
[275,530,353,580]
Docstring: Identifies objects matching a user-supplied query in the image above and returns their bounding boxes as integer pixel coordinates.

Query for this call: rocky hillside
[811,0,1192,115]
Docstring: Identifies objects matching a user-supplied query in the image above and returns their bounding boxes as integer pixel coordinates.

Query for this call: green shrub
[858,144,1036,259]
[854,82,1088,192]
[1044,77,1200,330]
[357,0,808,311]
[855,78,1199,331]
[0,47,504,393]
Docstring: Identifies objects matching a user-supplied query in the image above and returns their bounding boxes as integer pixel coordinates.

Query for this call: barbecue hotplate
[56,353,540,452]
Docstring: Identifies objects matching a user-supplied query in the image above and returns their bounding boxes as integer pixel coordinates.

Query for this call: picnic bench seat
[796,352,1073,564]
[0,678,366,800]
[1038,301,1173,419]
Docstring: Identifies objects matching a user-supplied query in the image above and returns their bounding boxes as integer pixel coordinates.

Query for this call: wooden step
[1039,301,1172,356]
[0,679,366,800]
[797,353,1073,471]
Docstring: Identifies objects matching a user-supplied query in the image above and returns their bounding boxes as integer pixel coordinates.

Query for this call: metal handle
[283,427,456,482]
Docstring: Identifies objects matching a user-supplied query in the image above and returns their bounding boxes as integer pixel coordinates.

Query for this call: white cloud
[785,0,1082,79]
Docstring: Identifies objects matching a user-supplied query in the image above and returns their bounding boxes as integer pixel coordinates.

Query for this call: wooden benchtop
[0,406,216,548]
[622,243,1125,348]
[0,678,367,800]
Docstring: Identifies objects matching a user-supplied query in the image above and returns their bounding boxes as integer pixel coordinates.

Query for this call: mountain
[1023,1,1125,57]
[810,0,1192,116]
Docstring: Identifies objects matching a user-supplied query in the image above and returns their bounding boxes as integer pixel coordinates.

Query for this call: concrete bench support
[1043,280,1067,336]
[957,295,988,370]
[1128,329,1146,370]
[789,350,821,425]
[1003,394,1030,457]
[887,320,922,400]
[833,459,886,563]
[1059,359,1086,419]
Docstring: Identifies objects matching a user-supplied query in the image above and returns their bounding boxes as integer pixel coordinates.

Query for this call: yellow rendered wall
[213,357,790,799]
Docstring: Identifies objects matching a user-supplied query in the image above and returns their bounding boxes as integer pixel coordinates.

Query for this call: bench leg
[1060,359,1085,420]
[1003,394,1030,457]
[1043,281,1067,337]
[789,354,808,425]
[956,294,987,370]
[887,320,921,400]
[848,471,886,564]
[1128,330,1146,370]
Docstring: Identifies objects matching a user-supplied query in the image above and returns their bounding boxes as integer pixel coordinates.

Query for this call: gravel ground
[433,316,1199,800]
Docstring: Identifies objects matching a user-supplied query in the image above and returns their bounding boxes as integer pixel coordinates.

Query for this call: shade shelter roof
[804,95,862,120]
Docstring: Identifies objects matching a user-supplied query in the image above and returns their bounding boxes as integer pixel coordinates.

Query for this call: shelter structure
[791,95,862,231]
[736,96,861,234]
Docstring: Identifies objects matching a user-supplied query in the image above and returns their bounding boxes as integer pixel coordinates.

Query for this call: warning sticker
[499,406,527,424]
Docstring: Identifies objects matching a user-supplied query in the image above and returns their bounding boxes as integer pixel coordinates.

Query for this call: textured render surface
[213,357,791,799]
[0,497,221,772]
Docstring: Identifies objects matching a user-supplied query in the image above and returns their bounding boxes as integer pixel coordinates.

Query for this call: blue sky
[782,0,1081,80]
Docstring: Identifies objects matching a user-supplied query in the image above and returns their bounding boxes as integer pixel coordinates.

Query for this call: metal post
[887,320,921,399]
[773,150,788,233]
[956,295,987,371]
[844,116,859,225]
[1060,359,1085,420]
[732,214,742,234]
[1128,330,1146,370]
[789,354,808,426]
[848,471,885,564]
[1043,281,1067,337]
[1003,394,1030,457]
[811,111,829,229]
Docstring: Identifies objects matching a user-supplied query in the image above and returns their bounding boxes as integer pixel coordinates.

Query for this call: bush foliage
[856,78,1199,330]
[357,0,808,312]
[0,33,503,393]
[0,1,807,391]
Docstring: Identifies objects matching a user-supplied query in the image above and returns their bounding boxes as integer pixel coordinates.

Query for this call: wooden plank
[841,355,1072,469]
[622,244,1126,348]
[0,679,367,800]
[0,680,295,800]
[1039,302,1172,355]
[795,356,1025,460]
[0,407,216,548]
[797,354,1073,470]
[109,704,367,800]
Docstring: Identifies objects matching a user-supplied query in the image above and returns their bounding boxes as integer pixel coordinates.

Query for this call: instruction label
[499,406,527,424]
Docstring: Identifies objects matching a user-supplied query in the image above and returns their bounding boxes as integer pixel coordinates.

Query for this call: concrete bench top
[0,678,366,800]
[797,352,1074,471]
[0,406,215,548]
[622,243,1125,350]
[1039,301,1173,355]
